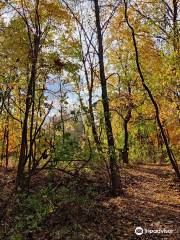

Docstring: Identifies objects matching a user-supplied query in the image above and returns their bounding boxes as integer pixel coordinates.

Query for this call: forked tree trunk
[16,59,38,189]
[16,0,41,189]
[16,33,40,189]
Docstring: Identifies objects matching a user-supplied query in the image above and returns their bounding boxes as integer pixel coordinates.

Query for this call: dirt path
[33,164,180,240]
[0,164,179,240]
[102,165,180,239]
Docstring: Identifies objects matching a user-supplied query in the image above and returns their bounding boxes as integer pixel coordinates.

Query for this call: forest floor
[0,164,179,240]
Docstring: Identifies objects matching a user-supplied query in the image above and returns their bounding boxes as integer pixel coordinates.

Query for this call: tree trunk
[60,81,65,146]
[5,96,10,169]
[122,119,129,164]
[157,128,166,164]
[1,127,6,162]
[94,0,122,195]
[16,61,37,189]
[124,1,180,179]
[1,96,10,169]
[79,29,102,152]
[15,0,41,190]
[89,90,102,152]
[16,34,40,188]
[122,86,132,164]
[5,126,9,169]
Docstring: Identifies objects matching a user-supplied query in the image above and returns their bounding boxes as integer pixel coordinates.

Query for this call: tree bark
[16,59,38,189]
[1,127,6,162]
[88,67,102,152]
[59,81,65,146]
[16,0,41,189]
[122,86,132,164]
[79,29,102,152]
[94,0,122,195]
[89,95,102,151]
[122,112,131,164]
[5,120,9,170]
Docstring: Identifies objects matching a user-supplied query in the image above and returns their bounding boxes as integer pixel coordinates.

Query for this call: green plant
[14,190,54,233]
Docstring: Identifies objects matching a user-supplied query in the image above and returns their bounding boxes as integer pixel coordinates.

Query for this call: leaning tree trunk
[124,1,180,179]
[94,0,122,195]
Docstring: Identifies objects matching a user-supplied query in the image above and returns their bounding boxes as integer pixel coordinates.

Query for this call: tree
[93,0,122,195]
[124,0,180,179]
[1,0,73,189]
